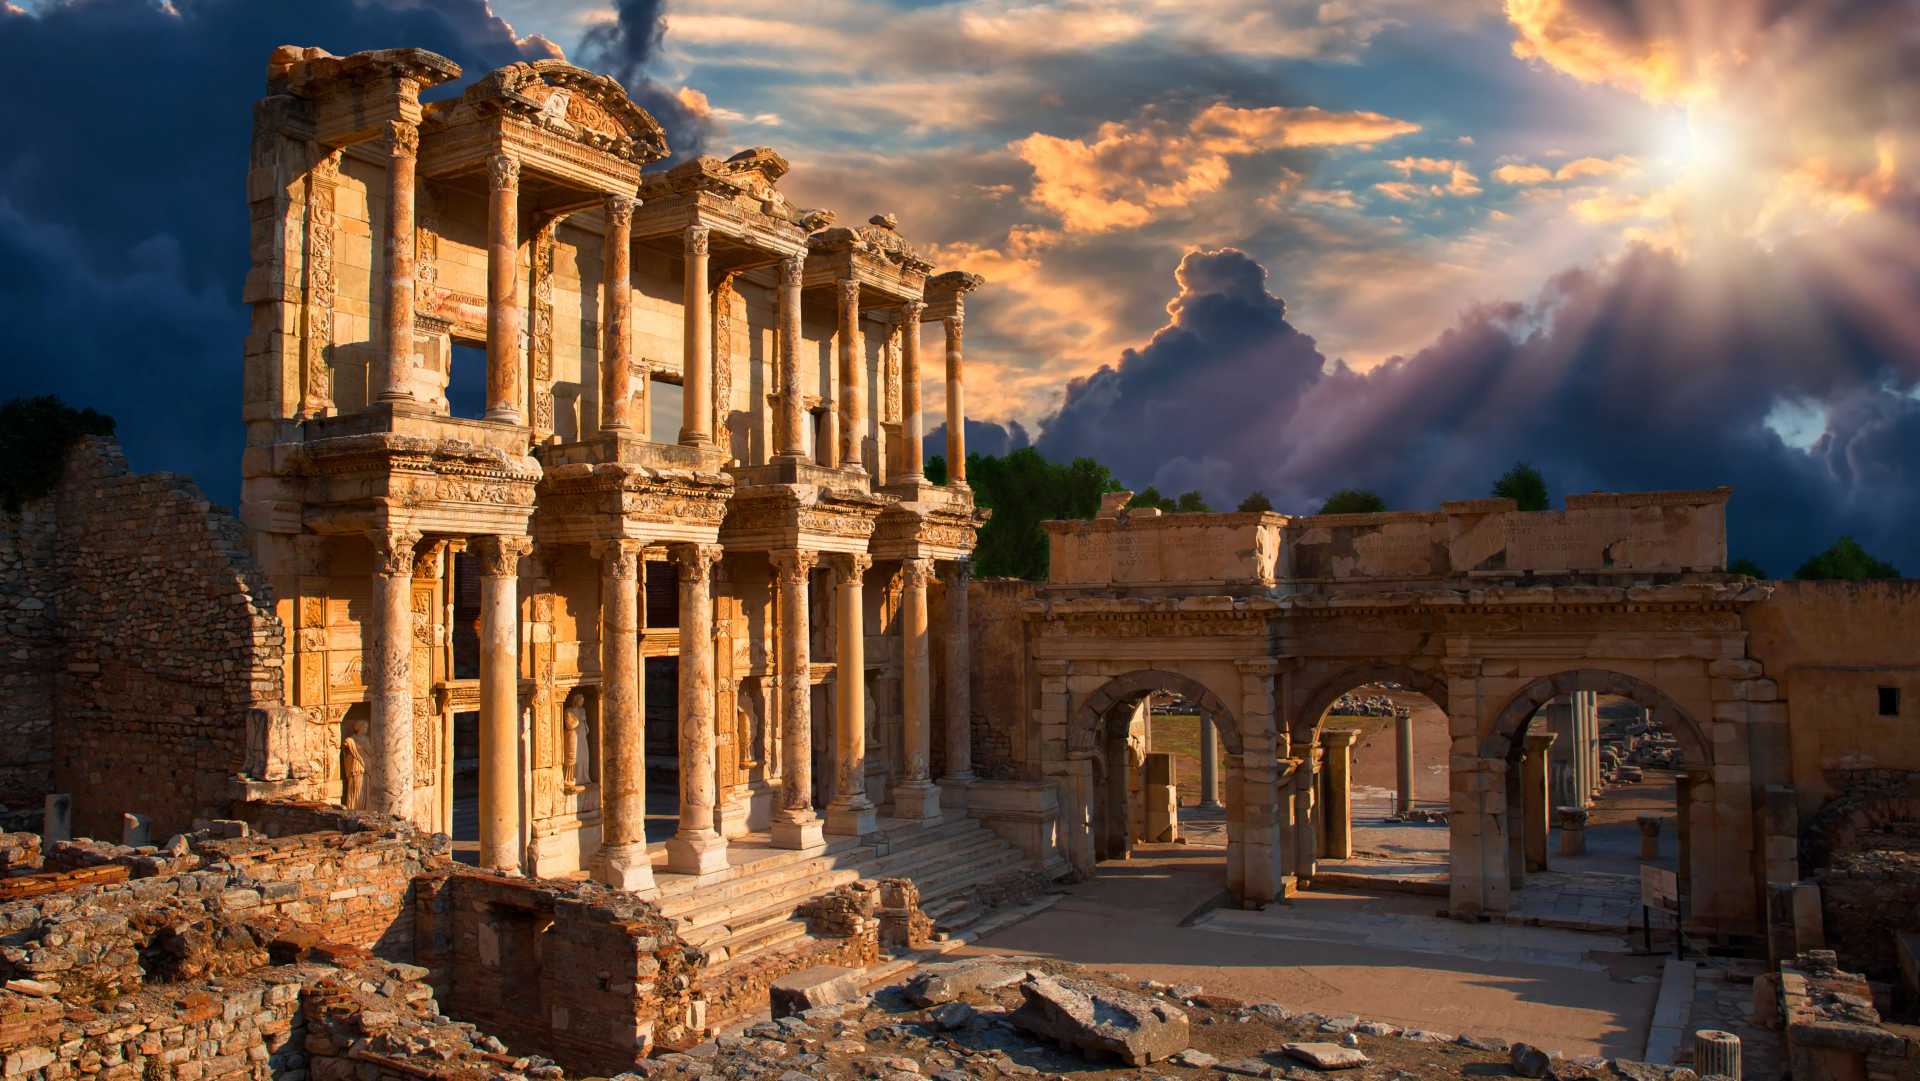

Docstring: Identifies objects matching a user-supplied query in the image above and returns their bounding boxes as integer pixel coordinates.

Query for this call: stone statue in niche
[563,688,594,790]
[341,717,368,811]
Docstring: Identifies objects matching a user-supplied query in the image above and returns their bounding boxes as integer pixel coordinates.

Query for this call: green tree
[0,396,116,512]
[965,447,1123,579]
[1173,490,1211,513]
[1793,537,1901,581]
[1237,491,1274,512]
[1728,557,1767,579]
[1318,488,1387,514]
[1128,486,1174,512]
[1492,461,1550,511]
[925,454,948,485]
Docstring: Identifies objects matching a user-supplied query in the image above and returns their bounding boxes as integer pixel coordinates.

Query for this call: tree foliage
[1793,536,1902,581]
[1237,491,1274,512]
[0,397,116,512]
[1492,461,1550,511]
[1127,486,1211,513]
[963,448,1123,579]
[1318,488,1387,514]
[1728,557,1768,579]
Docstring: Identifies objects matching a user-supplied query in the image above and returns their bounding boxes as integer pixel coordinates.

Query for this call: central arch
[1484,669,1711,768]
[1075,669,1243,757]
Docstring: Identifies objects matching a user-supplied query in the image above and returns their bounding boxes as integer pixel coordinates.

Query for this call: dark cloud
[1035,241,1920,574]
[575,0,709,164]
[924,418,1032,464]
[0,0,704,506]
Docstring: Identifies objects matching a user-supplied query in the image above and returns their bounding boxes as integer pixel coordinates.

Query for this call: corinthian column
[594,540,656,892]
[894,557,940,819]
[680,224,712,446]
[774,254,808,462]
[837,278,864,472]
[376,120,420,403]
[667,543,728,875]
[601,194,636,431]
[485,152,523,424]
[473,535,529,873]
[771,548,824,849]
[366,526,421,820]
[826,553,876,836]
[940,560,973,787]
[944,314,967,486]
[899,301,926,482]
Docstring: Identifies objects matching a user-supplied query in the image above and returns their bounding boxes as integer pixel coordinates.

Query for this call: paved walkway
[963,844,1666,1059]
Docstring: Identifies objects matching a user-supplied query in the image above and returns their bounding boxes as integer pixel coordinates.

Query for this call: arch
[1075,668,1243,757]
[1295,661,1450,744]
[1483,668,1712,769]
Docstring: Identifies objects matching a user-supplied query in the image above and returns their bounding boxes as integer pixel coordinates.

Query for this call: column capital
[471,535,531,579]
[366,527,422,577]
[779,253,805,288]
[605,193,637,226]
[837,276,860,307]
[685,223,710,256]
[1320,727,1361,749]
[412,540,447,581]
[901,556,934,589]
[671,541,724,579]
[902,298,927,321]
[770,548,818,585]
[944,312,965,335]
[385,119,419,158]
[827,552,873,582]
[487,152,519,191]
[594,538,647,580]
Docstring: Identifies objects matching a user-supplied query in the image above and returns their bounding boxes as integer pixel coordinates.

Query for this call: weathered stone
[771,966,868,1019]
[1281,1043,1370,1070]
[1510,1042,1552,1078]
[928,1003,976,1031]
[904,960,1030,1006]
[1169,1049,1217,1068]
[1010,974,1189,1065]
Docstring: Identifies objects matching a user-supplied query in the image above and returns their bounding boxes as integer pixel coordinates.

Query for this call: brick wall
[968,578,1039,778]
[0,437,289,839]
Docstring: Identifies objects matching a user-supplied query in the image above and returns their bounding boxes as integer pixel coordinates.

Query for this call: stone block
[769,966,867,1019]
[1011,974,1189,1065]
[1281,1042,1370,1069]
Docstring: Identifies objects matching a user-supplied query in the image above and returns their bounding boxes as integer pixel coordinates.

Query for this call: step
[671,864,865,929]
[860,830,1007,882]
[916,846,1032,903]
[703,915,812,966]
[654,836,867,908]
[703,922,818,977]
[660,845,870,917]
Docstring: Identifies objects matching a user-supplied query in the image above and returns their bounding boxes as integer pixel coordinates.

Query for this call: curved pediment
[456,60,670,165]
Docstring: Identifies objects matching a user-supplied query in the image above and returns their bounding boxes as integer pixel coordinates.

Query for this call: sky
[1,0,1916,575]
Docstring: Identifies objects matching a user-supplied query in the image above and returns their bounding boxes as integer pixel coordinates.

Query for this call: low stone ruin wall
[1776,951,1920,1081]
[1803,774,1920,980]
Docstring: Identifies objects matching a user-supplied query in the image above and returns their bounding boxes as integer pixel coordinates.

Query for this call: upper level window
[650,376,683,442]
[1880,686,1901,717]
[448,341,488,420]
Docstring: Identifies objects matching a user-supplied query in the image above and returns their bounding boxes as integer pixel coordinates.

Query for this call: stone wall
[0,499,57,819]
[968,578,1040,779]
[1802,774,1920,980]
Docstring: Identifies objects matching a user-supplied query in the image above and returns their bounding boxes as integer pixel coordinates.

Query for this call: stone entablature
[1045,487,1731,591]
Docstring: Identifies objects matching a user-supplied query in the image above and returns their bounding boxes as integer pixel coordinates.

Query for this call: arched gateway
[1029,488,1781,938]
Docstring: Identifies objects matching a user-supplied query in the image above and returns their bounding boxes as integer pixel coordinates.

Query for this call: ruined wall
[968,578,1040,778]
[1745,580,1920,813]
[0,501,57,819]
[44,439,287,838]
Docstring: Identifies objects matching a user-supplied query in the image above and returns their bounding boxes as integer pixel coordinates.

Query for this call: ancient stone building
[232,43,998,901]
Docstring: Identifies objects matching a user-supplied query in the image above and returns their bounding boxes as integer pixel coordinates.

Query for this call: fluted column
[473,536,529,873]
[826,553,877,836]
[943,313,966,486]
[667,543,727,875]
[377,121,420,403]
[941,560,973,787]
[1199,715,1221,809]
[594,539,656,892]
[775,255,808,461]
[899,301,926,482]
[836,278,864,472]
[894,557,940,819]
[771,548,824,849]
[681,224,712,446]
[367,526,421,821]
[485,152,523,424]
[600,194,636,431]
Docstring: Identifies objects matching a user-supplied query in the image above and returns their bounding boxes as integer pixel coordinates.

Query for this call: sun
[1657,105,1741,182]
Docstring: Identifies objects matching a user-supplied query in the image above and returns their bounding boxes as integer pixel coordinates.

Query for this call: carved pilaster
[301,148,340,419]
[531,221,557,440]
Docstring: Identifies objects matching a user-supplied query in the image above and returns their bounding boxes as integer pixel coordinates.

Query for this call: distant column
[594,539,655,892]
[600,194,635,431]
[826,553,878,836]
[366,526,422,821]
[1321,729,1357,860]
[771,548,825,849]
[941,560,974,787]
[893,558,940,819]
[837,278,865,472]
[473,535,529,874]
[1524,730,1556,872]
[1199,716,1221,809]
[944,313,967,486]
[484,152,523,424]
[1396,711,1415,815]
[376,120,420,403]
[680,224,712,446]
[775,255,808,461]
[667,543,727,875]
[899,301,926,482]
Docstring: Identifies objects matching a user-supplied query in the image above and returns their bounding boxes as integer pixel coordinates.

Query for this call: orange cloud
[1375,158,1482,199]
[1494,155,1640,184]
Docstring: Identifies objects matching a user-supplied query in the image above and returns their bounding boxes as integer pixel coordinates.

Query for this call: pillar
[376,120,420,403]
[836,278,864,471]
[893,557,940,818]
[594,539,655,892]
[1199,715,1221,809]
[771,549,824,849]
[943,313,966,486]
[1523,730,1555,872]
[775,254,807,461]
[484,152,523,424]
[826,554,877,836]
[1321,729,1356,860]
[1557,806,1589,856]
[663,543,726,874]
[367,527,421,821]
[899,301,925,482]
[941,560,973,790]
[1395,710,1414,815]
[1292,750,1318,883]
[600,194,635,431]
[474,536,528,874]
[680,224,712,446]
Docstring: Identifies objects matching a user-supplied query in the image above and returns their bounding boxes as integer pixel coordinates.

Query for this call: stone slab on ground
[907,958,1032,1006]
[1282,1042,1371,1069]
[770,965,868,1018]
[1011,973,1191,1065]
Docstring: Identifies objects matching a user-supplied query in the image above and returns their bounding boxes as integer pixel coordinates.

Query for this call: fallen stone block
[1170,1049,1218,1068]
[1281,1042,1370,1070]
[1511,1042,1552,1078]
[1011,974,1190,1065]
[770,966,867,1019]
[904,958,1031,1006]
[928,1002,975,1031]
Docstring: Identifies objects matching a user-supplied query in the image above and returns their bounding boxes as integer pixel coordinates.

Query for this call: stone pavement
[1683,963,1786,1081]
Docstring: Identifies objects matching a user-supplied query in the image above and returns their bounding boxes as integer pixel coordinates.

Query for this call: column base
[824,798,878,837]
[592,842,659,895]
[938,775,974,811]
[891,781,941,820]
[771,813,826,850]
[665,829,730,877]
[1198,799,1223,811]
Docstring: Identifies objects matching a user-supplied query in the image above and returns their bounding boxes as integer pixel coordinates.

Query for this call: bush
[0,397,116,512]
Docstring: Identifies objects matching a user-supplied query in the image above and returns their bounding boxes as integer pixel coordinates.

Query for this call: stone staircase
[653,813,1051,980]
